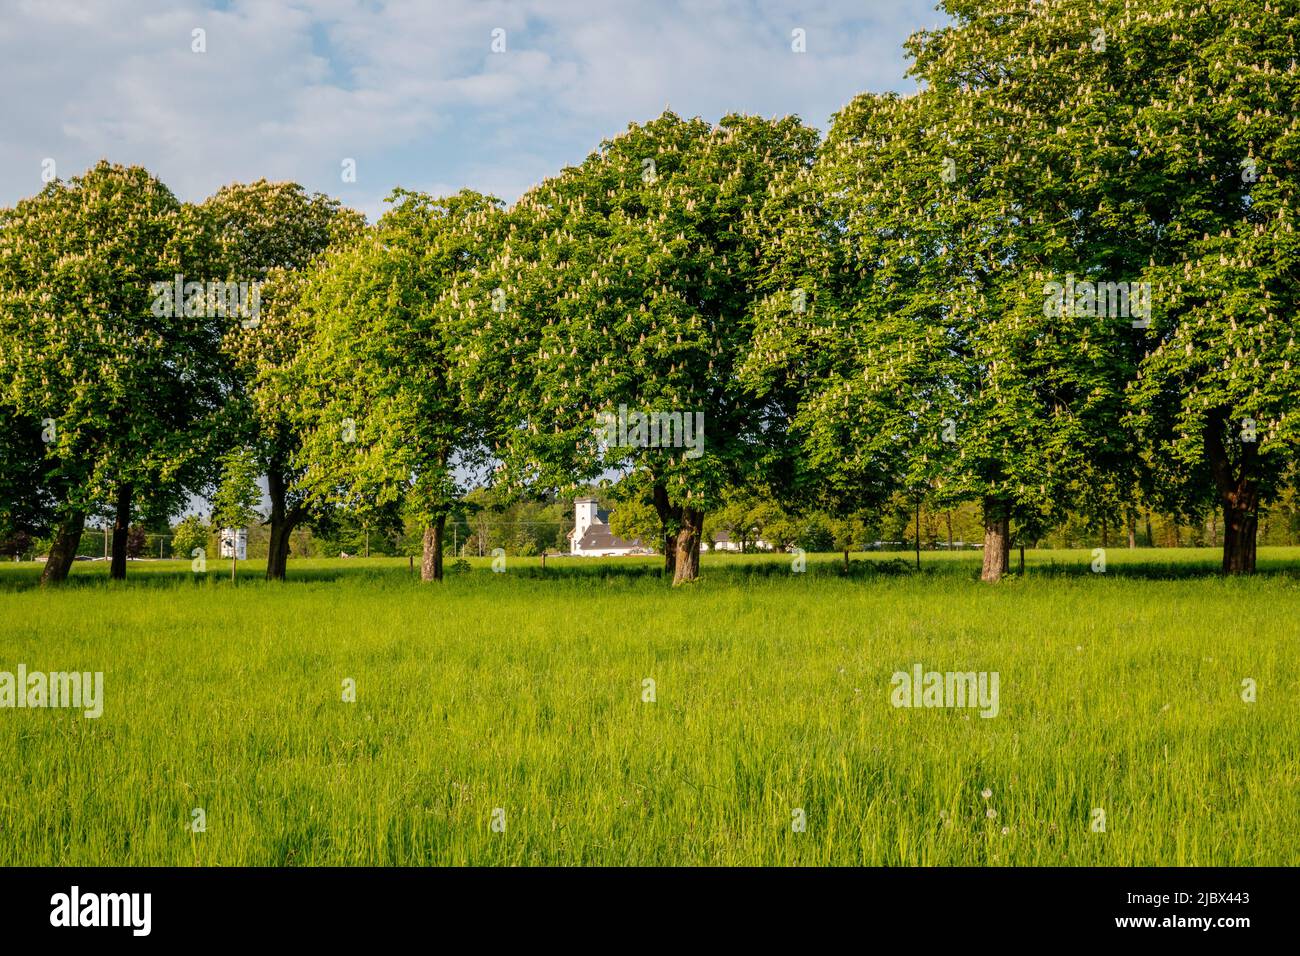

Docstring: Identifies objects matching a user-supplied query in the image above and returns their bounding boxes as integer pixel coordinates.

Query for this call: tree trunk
[843,549,850,573]
[1127,510,1136,549]
[421,514,446,582]
[980,498,1010,583]
[264,465,299,581]
[1100,516,1108,549]
[671,507,704,586]
[652,482,677,579]
[1205,412,1259,575]
[265,516,297,581]
[109,482,133,580]
[1222,494,1258,574]
[1019,543,1025,575]
[41,510,86,586]
[945,511,953,550]
[1144,509,1153,548]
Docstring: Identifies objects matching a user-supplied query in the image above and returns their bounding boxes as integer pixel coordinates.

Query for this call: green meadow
[0,549,1296,866]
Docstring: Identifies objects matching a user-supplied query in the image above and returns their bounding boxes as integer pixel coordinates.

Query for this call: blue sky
[1,0,947,219]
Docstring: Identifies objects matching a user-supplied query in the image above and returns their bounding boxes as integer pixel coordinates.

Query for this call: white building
[219,528,247,560]
[567,498,645,557]
[700,529,772,552]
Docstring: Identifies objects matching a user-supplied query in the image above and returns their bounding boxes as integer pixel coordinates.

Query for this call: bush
[170,516,208,559]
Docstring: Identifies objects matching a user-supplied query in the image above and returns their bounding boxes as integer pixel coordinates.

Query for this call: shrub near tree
[170,515,209,562]
[210,449,261,583]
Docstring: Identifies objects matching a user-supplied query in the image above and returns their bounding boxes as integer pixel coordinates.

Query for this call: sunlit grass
[0,548,1296,865]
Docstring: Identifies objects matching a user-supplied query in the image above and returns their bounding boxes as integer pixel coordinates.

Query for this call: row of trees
[2,0,1296,585]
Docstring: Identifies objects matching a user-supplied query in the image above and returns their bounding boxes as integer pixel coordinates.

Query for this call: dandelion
[1001,826,1009,835]
[981,788,992,800]
[986,808,997,819]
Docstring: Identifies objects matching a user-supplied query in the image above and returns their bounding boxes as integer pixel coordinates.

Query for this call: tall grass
[0,549,1295,865]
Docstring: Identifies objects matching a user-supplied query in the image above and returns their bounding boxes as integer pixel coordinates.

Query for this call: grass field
[0,548,1296,866]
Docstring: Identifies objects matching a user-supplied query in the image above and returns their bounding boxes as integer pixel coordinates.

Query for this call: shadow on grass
[2,550,1298,592]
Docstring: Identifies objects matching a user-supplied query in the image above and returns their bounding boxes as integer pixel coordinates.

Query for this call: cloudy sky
[1,0,946,219]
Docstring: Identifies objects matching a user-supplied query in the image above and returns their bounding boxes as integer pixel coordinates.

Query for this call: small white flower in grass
[986,808,997,819]
[1001,826,1009,835]
[981,788,992,800]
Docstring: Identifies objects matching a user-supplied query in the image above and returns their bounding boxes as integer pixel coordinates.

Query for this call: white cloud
[0,0,941,213]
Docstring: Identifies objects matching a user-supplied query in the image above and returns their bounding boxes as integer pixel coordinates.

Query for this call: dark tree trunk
[652,482,677,579]
[980,497,1010,583]
[1100,516,1108,549]
[945,511,953,551]
[1144,509,1154,548]
[843,549,850,573]
[1019,543,1025,575]
[1205,413,1259,575]
[421,514,446,582]
[1127,510,1137,549]
[41,510,86,586]
[109,483,133,580]
[671,507,704,586]
[1222,499,1258,574]
[265,516,297,581]
[264,464,299,581]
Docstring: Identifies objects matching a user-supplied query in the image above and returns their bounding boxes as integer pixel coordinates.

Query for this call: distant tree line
[2,0,1296,585]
